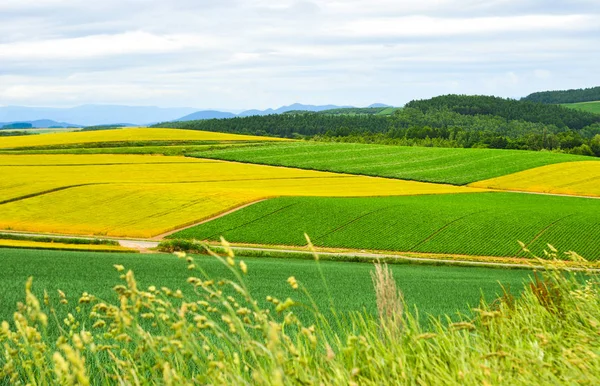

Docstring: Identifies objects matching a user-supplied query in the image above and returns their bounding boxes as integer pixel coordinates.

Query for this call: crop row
[194,141,591,185]
[172,192,600,260]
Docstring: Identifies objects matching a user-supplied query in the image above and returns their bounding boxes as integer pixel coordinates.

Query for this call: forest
[155,95,600,156]
[522,86,600,104]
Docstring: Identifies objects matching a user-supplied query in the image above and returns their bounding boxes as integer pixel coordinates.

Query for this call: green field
[562,101,600,114]
[193,142,591,185]
[172,192,600,259]
[0,247,533,325]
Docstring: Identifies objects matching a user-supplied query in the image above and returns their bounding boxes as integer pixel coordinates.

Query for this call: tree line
[522,86,600,104]
[154,95,600,157]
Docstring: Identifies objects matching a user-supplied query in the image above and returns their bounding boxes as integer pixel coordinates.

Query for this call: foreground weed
[1,241,600,384]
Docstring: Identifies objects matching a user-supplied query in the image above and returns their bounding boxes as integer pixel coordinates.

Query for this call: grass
[1,247,599,384]
[171,192,600,259]
[470,161,600,197]
[562,100,600,114]
[0,232,118,245]
[192,141,592,185]
[0,239,135,253]
[0,247,532,326]
[0,127,287,149]
[0,154,480,237]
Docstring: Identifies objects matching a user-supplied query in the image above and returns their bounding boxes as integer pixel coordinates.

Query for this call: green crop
[191,141,591,185]
[0,247,532,325]
[172,192,600,259]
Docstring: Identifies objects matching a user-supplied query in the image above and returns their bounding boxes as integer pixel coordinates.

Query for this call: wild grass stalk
[1,243,599,384]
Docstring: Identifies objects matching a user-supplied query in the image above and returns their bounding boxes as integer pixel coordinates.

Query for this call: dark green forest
[522,86,600,104]
[155,95,600,157]
[405,94,600,130]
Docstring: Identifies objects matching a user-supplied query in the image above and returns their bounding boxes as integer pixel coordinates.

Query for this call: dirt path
[2,230,596,271]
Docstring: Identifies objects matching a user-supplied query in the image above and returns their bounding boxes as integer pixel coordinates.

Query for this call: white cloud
[0,31,220,60]
[0,0,598,108]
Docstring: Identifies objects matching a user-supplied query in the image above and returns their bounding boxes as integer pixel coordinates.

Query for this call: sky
[1,0,599,110]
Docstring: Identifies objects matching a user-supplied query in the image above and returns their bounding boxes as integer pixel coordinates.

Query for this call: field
[0,143,251,156]
[0,128,80,134]
[0,247,533,325]
[470,161,600,197]
[193,141,592,185]
[562,101,600,114]
[0,154,480,237]
[172,192,600,259]
[0,127,286,150]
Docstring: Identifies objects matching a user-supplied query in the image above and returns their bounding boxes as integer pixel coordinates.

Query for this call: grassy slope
[192,142,590,185]
[0,248,532,324]
[172,193,600,260]
[562,101,600,114]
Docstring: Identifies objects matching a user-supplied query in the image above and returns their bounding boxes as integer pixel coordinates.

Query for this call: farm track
[2,230,597,271]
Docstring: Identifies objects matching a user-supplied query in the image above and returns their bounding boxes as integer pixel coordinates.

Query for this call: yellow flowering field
[469,161,600,197]
[0,128,286,149]
[0,154,484,237]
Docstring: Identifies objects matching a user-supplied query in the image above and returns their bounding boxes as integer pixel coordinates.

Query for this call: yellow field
[0,154,485,237]
[0,239,135,252]
[0,128,286,149]
[470,161,600,197]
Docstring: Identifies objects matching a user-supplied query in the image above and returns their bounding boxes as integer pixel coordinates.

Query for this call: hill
[175,110,236,121]
[405,94,600,131]
[237,103,353,117]
[522,86,600,104]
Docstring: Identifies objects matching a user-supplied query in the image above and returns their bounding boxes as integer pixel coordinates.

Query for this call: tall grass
[1,243,599,384]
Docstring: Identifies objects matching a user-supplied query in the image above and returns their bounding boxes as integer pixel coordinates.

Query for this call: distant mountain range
[175,103,391,121]
[0,119,81,129]
[0,103,392,127]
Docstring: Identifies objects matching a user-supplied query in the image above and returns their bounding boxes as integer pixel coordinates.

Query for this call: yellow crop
[0,128,286,149]
[0,239,134,252]
[469,161,600,198]
[0,154,485,237]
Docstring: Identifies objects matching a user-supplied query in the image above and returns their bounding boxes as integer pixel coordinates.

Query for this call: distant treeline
[154,94,600,157]
[155,114,394,138]
[0,131,34,137]
[522,86,600,104]
[406,95,600,130]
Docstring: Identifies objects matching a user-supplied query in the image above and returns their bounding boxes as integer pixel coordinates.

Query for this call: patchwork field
[0,154,481,237]
[172,193,600,259]
[0,127,286,150]
[193,142,592,185]
[470,161,600,197]
[0,248,533,325]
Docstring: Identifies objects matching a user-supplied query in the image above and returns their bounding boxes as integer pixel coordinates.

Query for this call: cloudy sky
[1,0,599,110]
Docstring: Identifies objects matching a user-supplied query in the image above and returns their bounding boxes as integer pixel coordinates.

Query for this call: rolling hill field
[0,127,286,150]
[171,192,600,260]
[0,154,481,237]
[193,142,592,185]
